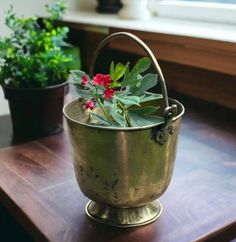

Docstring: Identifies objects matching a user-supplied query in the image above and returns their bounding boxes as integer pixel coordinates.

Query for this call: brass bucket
[63,32,185,227]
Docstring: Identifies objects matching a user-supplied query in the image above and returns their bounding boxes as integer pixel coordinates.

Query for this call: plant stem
[96,98,113,125]
[117,100,131,127]
[125,111,132,127]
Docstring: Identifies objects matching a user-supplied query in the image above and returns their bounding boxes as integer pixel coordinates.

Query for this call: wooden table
[0,99,236,242]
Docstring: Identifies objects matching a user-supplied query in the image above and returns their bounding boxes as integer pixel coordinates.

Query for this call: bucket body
[64,97,184,208]
[2,82,69,138]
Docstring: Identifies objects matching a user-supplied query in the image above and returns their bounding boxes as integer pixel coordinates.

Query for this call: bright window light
[151,0,236,24]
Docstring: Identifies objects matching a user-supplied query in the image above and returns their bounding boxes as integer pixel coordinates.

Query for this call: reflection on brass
[86,200,162,227]
[64,32,184,227]
[63,97,184,227]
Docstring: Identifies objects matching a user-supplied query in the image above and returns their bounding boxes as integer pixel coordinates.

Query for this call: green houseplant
[70,57,165,127]
[0,1,72,137]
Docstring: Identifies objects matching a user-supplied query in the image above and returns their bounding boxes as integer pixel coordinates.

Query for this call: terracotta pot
[2,82,69,138]
[97,0,122,13]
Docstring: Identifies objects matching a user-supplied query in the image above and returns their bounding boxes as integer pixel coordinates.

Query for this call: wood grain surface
[0,102,236,242]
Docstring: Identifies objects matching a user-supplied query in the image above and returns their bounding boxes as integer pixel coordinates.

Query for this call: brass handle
[89,32,170,109]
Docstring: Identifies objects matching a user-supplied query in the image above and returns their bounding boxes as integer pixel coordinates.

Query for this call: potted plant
[63,32,185,227]
[0,1,72,137]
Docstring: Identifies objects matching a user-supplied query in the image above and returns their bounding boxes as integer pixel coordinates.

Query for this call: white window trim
[152,0,236,25]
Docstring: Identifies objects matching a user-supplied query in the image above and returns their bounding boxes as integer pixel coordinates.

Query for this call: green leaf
[103,99,112,106]
[140,93,163,103]
[116,94,140,106]
[109,105,126,127]
[74,84,92,98]
[90,112,111,126]
[70,71,91,91]
[95,85,105,91]
[135,74,142,87]
[114,63,126,81]
[110,61,115,77]
[94,85,105,95]
[129,106,159,115]
[70,70,85,79]
[46,0,67,21]
[121,57,151,87]
[132,74,158,96]
[128,112,164,127]
[122,62,130,83]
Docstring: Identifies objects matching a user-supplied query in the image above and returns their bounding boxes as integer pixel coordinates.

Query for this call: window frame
[151,0,236,24]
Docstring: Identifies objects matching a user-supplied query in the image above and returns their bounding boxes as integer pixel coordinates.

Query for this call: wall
[0,0,95,115]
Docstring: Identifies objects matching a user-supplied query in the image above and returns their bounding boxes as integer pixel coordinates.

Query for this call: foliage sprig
[71,57,164,128]
[0,0,71,88]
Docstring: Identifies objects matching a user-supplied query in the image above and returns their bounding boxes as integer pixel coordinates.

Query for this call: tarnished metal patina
[63,32,185,227]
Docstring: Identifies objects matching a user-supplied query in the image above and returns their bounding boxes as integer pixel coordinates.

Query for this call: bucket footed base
[85,200,162,227]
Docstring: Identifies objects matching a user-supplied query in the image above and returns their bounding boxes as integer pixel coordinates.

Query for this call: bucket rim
[1,80,69,92]
[63,97,185,131]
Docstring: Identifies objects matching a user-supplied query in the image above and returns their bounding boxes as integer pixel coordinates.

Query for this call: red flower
[93,74,112,87]
[81,75,89,86]
[85,100,95,110]
[104,88,114,99]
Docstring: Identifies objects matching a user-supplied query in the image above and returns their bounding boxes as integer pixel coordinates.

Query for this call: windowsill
[59,10,236,110]
[62,10,236,43]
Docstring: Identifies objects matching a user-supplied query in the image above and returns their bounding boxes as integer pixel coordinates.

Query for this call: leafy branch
[0,0,72,88]
[71,57,164,128]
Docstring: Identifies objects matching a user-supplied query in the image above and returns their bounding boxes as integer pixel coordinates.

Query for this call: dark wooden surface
[0,99,236,242]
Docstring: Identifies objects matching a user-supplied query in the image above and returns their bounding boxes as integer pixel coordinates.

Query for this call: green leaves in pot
[71,57,164,128]
[0,0,74,88]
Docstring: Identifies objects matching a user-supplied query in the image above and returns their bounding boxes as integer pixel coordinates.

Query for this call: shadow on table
[68,215,159,242]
